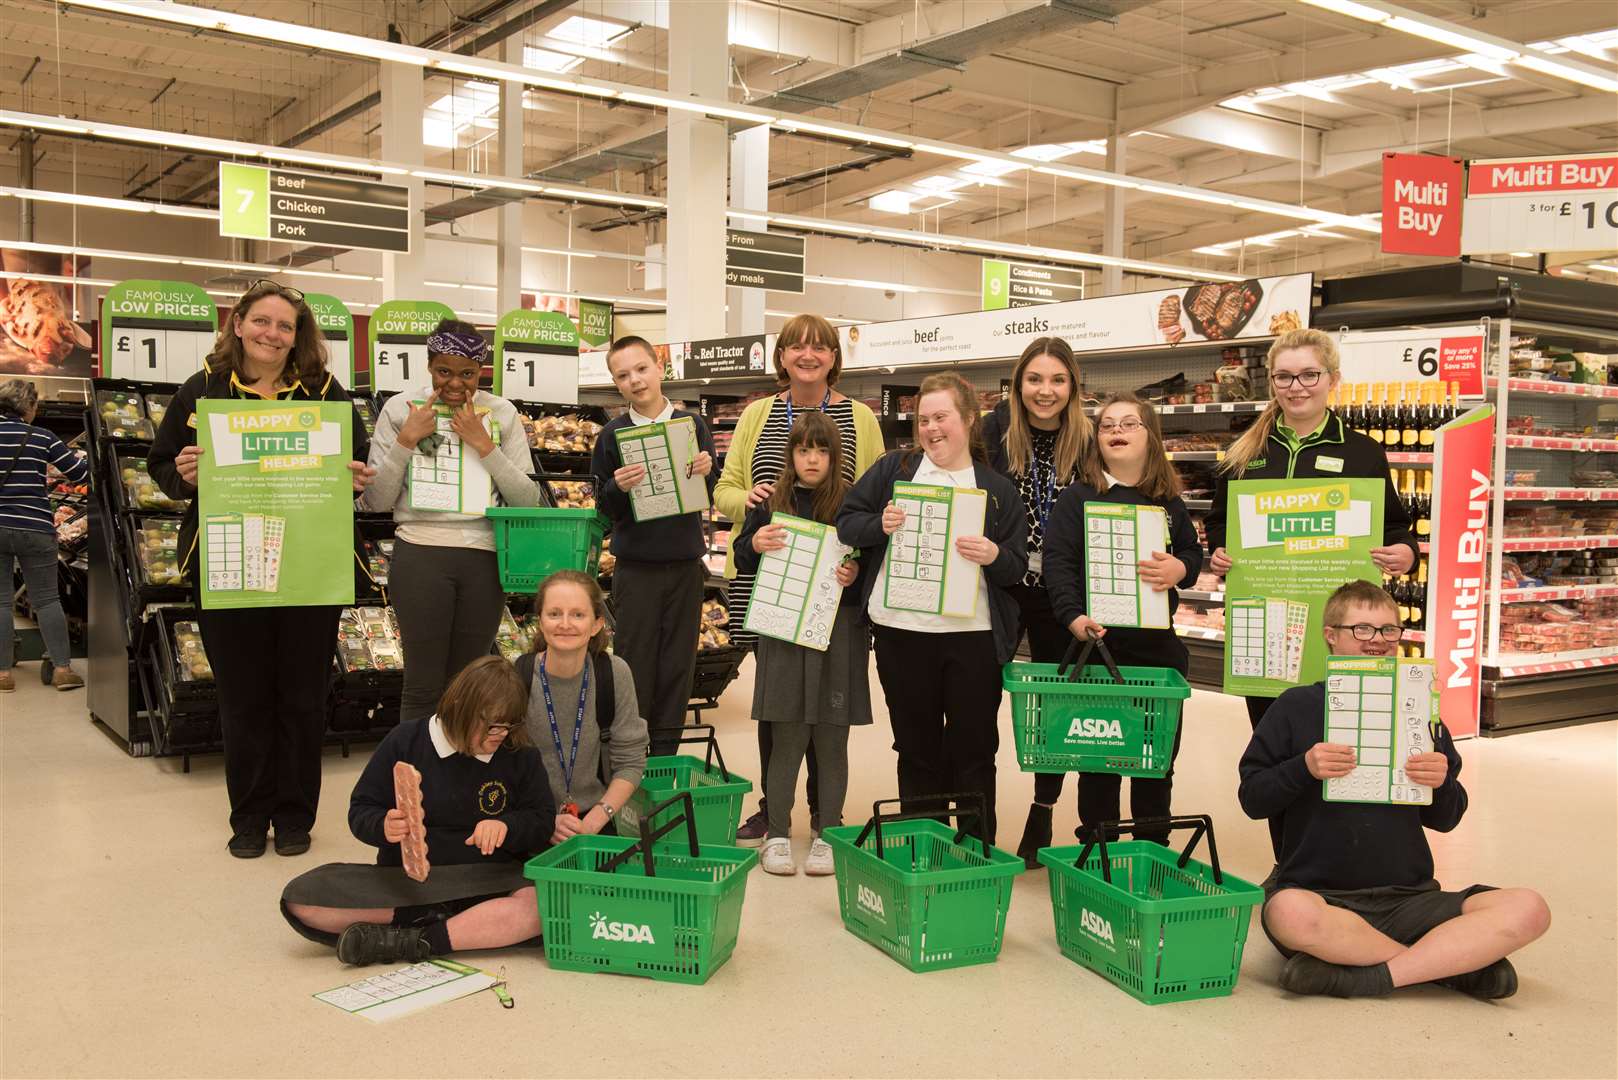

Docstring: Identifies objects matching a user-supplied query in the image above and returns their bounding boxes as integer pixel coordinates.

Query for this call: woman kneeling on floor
[281,656,555,966]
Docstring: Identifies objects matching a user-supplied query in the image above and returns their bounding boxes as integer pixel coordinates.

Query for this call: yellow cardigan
[713,393,886,578]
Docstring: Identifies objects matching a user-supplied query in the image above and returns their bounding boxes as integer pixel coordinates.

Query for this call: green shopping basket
[821,793,1023,973]
[1038,815,1264,1005]
[617,725,753,846]
[485,506,606,592]
[1003,633,1190,777]
[524,791,758,985]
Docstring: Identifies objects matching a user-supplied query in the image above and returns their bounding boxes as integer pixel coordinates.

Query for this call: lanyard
[537,654,590,802]
[782,389,831,430]
[1032,442,1057,533]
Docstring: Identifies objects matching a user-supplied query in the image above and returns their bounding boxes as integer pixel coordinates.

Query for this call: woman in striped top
[0,379,89,693]
[714,313,883,843]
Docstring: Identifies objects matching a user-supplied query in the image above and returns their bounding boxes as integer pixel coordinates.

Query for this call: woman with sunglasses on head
[361,319,540,724]
[1204,329,1418,861]
[148,279,378,860]
[976,338,1093,856]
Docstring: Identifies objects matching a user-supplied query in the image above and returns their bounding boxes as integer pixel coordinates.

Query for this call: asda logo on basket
[1080,908,1115,947]
[856,884,886,921]
[1067,717,1123,741]
[589,910,656,944]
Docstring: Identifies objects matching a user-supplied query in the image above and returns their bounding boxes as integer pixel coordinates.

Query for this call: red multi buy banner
[1426,404,1495,738]
[1381,152,1464,257]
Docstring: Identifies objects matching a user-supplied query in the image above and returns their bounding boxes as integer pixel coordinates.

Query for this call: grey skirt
[281,861,531,946]
[750,605,872,726]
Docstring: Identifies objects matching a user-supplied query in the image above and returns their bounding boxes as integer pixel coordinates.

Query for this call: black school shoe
[274,830,311,856]
[1279,953,1394,998]
[1015,804,1053,871]
[1437,958,1518,1000]
[337,923,432,966]
[227,831,268,858]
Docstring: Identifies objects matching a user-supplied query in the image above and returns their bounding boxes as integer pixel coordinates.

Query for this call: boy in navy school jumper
[590,335,717,755]
[1239,580,1550,999]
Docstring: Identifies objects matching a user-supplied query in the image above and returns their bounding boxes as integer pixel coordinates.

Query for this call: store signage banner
[1380,153,1463,257]
[195,399,356,610]
[725,229,805,293]
[1223,478,1385,697]
[1461,152,1618,255]
[841,273,1312,369]
[219,162,411,253]
[100,279,218,384]
[1335,325,1487,399]
[677,334,770,379]
[493,309,579,405]
[367,299,457,395]
[578,300,614,349]
[303,293,355,388]
[981,259,1085,309]
[1425,404,1494,739]
[1,247,94,378]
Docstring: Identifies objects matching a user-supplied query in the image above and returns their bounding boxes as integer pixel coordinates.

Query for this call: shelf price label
[1335,326,1487,399]
[366,300,458,395]
[493,309,579,405]
[100,279,218,384]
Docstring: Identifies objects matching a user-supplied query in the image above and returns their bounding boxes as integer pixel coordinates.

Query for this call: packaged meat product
[393,762,430,883]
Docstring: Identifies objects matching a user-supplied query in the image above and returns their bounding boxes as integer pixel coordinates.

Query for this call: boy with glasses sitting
[1238,580,1550,999]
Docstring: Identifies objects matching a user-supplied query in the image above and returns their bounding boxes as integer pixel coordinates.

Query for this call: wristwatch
[597,802,617,820]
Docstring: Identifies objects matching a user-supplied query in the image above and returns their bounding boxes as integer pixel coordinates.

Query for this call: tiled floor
[2,656,1614,1079]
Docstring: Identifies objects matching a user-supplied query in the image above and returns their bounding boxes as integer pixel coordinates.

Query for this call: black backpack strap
[515,652,536,690]
[594,651,615,786]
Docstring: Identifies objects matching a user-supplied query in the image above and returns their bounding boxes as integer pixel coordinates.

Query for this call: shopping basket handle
[647,723,731,781]
[1073,814,1223,886]
[1057,630,1126,685]
[597,790,702,877]
[854,792,991,858]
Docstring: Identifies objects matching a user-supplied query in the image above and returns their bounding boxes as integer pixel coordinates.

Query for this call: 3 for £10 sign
[1461,153,1618,255]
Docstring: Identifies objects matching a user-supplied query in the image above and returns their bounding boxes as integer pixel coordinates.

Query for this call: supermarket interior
[1,0,1616,1077]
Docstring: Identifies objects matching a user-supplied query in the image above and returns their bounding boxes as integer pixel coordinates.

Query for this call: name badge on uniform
[1317,455,1345,473]
[186,414,198,429]
[1027,551,1043,575]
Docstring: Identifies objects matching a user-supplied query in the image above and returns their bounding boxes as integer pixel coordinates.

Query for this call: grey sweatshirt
[523,652,648,810]
[363,387,538,550]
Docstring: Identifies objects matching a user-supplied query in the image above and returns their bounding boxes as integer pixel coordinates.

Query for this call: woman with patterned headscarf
[362,318,540,723]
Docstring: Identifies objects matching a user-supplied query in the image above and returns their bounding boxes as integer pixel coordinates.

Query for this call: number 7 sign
[218,163,271,240]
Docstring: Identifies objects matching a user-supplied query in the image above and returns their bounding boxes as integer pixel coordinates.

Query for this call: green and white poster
[196,399,356,610]
[1223,477,1383,696]
[100,279,217,384]
[304,293,355,388]
[578,299,613,349]
[493,309,579,404]
[368,299,457,396]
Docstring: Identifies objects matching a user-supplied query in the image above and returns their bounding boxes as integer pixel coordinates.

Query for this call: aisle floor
[2,657,1615,1079]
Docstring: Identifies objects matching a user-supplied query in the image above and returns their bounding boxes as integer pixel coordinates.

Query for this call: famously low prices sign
[1381,153,1463,257]
[494,309,579,405]
[1426,404,1494,739]
[839,273,1312,368]
[1461,152,1618,255]
[99,279,218,383]
[1336,325,1487,399]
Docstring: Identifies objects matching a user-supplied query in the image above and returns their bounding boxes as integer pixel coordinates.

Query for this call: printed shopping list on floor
[1322,655,1435,806]
[314,959,496,1022]
[881,481,987,617]
[616,416,709,521]
[1083,501,1170,629]
[407,403,493,514]
[742,513,852,651]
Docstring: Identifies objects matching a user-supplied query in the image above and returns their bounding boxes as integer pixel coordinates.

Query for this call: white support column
[666,0,729,343]
[726,124,769,335]
[496,36,524,317]
[380,60,426,299]
[1101,120,1126,296]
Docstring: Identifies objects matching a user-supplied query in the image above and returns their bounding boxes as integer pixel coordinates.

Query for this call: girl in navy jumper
[1042,392,1202,855]
[734,411,867,877]
[838,372,1028,844]
[281,656,555,965]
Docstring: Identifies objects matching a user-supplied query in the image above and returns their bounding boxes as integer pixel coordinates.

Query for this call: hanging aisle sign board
[1460,152,1618,255]
[578,300,614,349]
[218,163,412,253]
[1335,325,1487,399]
[100,280,218,383]
[1425,404,1494,740]
[367,300,457,395]
[841,273,1312,369]
[304,293,355,388]
[981,259,1085,309]
[725,229,805,294]
[493,309,580,405]
[1380,153,1463,257]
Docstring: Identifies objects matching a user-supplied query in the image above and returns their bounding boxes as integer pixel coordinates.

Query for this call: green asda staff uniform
[148,367,371,848]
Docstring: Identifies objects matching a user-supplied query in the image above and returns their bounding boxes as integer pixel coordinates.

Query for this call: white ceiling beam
[909,55,1118,125]
[1150,109,1323,165]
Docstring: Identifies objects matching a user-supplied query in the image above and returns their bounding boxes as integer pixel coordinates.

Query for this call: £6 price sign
[1461,152,1618,256]
[1335,326,1487,399]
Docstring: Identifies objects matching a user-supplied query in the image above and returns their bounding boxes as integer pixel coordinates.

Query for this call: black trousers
[873,626,1003,845]
[390,540,507,723]
[195,603,342,836]
[1011,584,1081,807]
[1247,694,1284,860]
[611,558,706,756]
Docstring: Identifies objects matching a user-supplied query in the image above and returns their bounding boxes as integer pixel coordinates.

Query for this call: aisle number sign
[981,260,1084,309]
[304,293,355,388]
[493,309,580,405]
[100,280,217,383]
[367,300,457,395]
[219,163,411,253]
[725,229,805,293]
[1335,326,1487,399]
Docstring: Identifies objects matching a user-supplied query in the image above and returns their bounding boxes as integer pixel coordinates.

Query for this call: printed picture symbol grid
[1326,672,1393,802]
[1087,512,1140,624]
[206,520,244,590]
[1391,665,1435,804]
[262,516,286,592]
[1230,604,1266,677]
